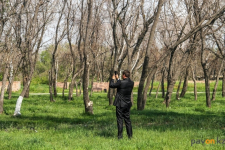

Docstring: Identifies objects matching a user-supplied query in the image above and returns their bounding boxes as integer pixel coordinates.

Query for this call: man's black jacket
[109,78,134,108]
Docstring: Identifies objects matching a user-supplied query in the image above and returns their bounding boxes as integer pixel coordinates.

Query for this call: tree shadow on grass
[1,107,225,137]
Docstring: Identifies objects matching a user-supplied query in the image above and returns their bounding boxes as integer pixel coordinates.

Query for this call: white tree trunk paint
[87,101,93,107]
[14,96,23,116]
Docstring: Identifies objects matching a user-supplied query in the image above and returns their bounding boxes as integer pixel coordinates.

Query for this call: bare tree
[49,0,67,102]
[14,0,52,116]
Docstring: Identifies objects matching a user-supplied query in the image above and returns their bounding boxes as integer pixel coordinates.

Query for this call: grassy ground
[1,89,225,149]
[15,80,223,94]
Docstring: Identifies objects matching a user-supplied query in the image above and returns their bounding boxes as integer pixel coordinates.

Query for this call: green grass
[15,80,223,94]
[1,91,225,150]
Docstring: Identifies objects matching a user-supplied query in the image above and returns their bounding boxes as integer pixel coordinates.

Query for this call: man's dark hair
[123,70,130,78]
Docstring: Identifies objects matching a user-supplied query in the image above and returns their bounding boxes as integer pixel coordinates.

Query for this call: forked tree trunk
[69,68,83,101]
[138,66,157,110]
[137,0,164,110]
[0,64,9,114]
[212,60,224,101]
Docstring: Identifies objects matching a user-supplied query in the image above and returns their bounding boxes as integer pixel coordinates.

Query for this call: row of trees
[0,0,224,115]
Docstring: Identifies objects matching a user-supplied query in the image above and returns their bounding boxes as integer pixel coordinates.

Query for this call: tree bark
[155,82,161,99]
[69,68,84,101]
[212,60,224,101]
[137,0,164,110]
[8,78,14,100]
[49,70,54,102]
[90,74,95,97]
[62,79,67,98]
[7,61,14,100]
[148,74,155,97]
[0,64,9,114]
[161,68,165,98]
[165,50,177,107]
[180,67,189,97]
[200,30,211,107]
[82,0,93,114]
[222,69,225,97]
[203,66,211,107]
[176,78,182,100]
[191,66,197,100]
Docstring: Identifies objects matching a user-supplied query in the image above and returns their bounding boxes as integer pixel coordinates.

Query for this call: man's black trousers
[116,106,132,139]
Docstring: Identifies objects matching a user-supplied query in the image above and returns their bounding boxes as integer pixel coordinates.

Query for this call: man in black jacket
[109,70,134,139]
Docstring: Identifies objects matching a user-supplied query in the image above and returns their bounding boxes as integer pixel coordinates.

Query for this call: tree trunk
[82,0,93,114]
[62,79,67,98]
[155,82,161,99]
[165,50,177,108]
[138,66,157,110]
[180,67,189,97]
[137,56,150,110]
[0,64,9,114]
[203,68,211,107]
[222,69,225,97]
[83,61,93,114]
[109,85,114,105]
[137,0,164,110]
[68,82,74,101]
[79,80,82,96]
[75,81,78,97]
[14,65,36,116]
[191,66,197,100]
[148,74,155,97]
[212,60,224,101]
[54,60,58,97]
[8,78,14,100]
[90,75,95,97]
[176,78,182,100]
[161,68,165,98]
[49,70,54,102]
[7,61,14,99]
[165,77,176,107]
[69,68,84,101]
[23,67,30,98]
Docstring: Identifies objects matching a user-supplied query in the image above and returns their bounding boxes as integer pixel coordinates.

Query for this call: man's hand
[112,74,119,80]
[115,74,119,79]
